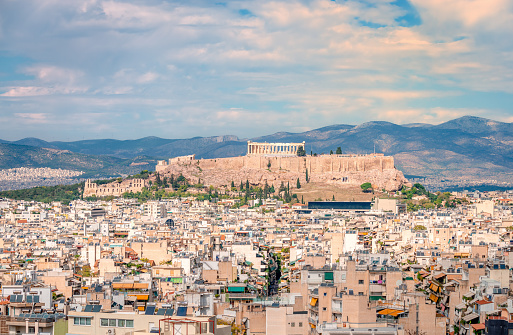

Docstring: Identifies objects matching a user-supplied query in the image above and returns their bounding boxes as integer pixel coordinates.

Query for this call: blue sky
[1,0,513,140]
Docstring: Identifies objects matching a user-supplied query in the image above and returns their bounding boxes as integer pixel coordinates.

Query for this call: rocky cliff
[158,154,409,191]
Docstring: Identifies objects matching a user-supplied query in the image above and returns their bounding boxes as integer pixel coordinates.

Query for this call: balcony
[227,293,257,300]
[332,307,343,314]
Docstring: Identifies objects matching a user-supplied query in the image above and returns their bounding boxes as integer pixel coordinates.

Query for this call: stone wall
[83,179,147,197]
[195,154,393,173]
[158,154,408,191]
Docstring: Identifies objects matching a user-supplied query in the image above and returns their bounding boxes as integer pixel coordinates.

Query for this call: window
[109,319,116,327]
[323,293,327,296]
[101,319,108,327]
[358,280,364,284]
[322,307,327,311]
[74,317,91,326]
[126,320,134,328]
[291,322,295,327]
[358,292,364,296]
[299,322,303,327]
[118,319,125,327]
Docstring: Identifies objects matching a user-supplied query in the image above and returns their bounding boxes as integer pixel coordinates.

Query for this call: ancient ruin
[247,141,305,155]
[154,150,409,192]
[83,178,147,197]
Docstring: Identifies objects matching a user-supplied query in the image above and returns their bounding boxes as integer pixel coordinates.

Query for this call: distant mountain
[0,142,157,178]
[1,115,513,189]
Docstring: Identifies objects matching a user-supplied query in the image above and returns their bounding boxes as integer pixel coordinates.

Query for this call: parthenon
[247,140,305,156]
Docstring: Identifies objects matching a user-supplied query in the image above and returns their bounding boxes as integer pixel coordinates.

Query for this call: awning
[429,283,440,293]
[378,309,405,317]
[462,313,479,322]
[128,294,149,301]
[389,310,405,317]
[455,303,466,310]
[378,309,392,315]
[471,323,485,331]
[433,273,446,280]
[310,298,318,306]
[463,292,475,298]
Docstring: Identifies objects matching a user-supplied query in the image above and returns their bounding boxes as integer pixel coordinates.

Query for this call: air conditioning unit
[107,328,116,335]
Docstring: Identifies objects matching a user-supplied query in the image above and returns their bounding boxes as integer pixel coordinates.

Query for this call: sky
[1,0,513,141]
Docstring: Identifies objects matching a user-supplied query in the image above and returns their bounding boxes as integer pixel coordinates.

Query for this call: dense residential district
[1,189,513,335]
[0,142,512,335]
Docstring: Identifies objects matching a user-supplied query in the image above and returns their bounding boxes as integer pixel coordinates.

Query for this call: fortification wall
[195,154,394,174]
[159,154,407,191]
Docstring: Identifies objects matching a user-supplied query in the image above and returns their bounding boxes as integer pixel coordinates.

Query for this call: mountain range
[1,116,513,190]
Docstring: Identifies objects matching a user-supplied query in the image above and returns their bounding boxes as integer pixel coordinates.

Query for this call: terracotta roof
[476,300,493,305]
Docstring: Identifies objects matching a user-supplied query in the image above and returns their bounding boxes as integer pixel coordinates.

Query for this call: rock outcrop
[157,154,409,191]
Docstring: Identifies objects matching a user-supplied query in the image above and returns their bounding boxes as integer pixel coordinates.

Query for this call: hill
[1,116,513,190]
[0,142,157,179]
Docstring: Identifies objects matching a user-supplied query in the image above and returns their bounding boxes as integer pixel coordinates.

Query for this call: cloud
[0,0,512,140]
[14,113,49,123]
[376,108,499,125]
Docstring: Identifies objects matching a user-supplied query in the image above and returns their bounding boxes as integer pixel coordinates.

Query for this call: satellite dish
[396,280,403,286]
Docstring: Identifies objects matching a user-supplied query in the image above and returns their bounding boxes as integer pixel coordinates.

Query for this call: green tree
[297,146,306,156]
[360,182,373,192]
[305,169,309,183]
[336,147,342,155]
[330,150,333,155]
[267,160,271,169]
[231,181,235,188]
[296,178,301,189]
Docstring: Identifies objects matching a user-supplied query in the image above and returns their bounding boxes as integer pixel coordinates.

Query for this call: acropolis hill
[155,141,409,191]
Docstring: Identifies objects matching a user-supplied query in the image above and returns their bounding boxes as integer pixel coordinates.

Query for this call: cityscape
[1,1,513,335]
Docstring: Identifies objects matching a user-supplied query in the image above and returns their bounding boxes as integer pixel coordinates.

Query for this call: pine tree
[330,150,333,155]
[231,181,235,188]
[296,178,301,189]
[336,147,342,155]
[240,181,244,191]
[279,181,285,193]
[301,195,304,204]
[332,194,335,201]
[296,146,306,157]
[246,180,250,190]
[305,169,309,183]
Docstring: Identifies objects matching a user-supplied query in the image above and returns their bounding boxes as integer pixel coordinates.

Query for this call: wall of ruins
[156,155,196,172]
[195,154,394,174]
[83,179,147,197]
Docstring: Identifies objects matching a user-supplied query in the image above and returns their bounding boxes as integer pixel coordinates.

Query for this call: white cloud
[0,0,513,139]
